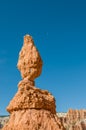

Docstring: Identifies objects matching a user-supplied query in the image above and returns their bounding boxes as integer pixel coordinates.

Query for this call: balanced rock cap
[17,34,43,81]
[24,35,34,44]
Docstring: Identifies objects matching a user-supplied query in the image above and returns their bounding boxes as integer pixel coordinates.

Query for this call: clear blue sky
[0,0,86,115]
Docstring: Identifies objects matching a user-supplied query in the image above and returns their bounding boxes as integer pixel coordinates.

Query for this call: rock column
[2,35,65,130]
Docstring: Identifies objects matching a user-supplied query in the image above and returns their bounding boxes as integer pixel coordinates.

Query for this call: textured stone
[3,109,65,130]
[59,109,86,130]
[75,119,86,130]
[69,119,86,130]
[7,79,56,114]
[66,109,86,124]
[17,35,43,81]
[2,35,65,130]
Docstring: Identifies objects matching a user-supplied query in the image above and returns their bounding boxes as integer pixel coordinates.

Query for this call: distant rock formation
[2,35,65,130]
[0,116,9,130]
[66,109,86,123]
[70,119,86,130]
[58,109,86,130]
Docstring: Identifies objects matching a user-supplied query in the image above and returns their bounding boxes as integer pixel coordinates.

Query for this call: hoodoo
[2,35,65,130]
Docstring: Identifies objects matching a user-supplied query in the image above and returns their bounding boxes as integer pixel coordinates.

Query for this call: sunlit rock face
[69,119,86,130]
[2,35,65,130]
[58,109,86,130]
[66,109,86,123]
[67,109,86,130]
[17,35,43,81]
[7,79,56,114]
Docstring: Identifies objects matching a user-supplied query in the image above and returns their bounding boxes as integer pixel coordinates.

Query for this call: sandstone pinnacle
[17,35,43,81]
[2,35,65,130]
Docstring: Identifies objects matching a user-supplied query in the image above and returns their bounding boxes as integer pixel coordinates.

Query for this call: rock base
[3,109,65,130]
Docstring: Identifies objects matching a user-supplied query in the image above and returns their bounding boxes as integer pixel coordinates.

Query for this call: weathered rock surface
[3,109,65,130]
[69,119,86,130]
[0,116,9,130]
[58,109,86,130]
[2,35,65,130]
[74,119,86,130]
[7,79,56,114]
[17,35,43,81]
[67,109,86,130]
[1,110,86,130]
[67,109,86,124]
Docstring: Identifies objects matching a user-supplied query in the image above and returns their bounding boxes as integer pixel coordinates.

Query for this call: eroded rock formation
[66,109,86,124]
[58,109,86,130]
[71,119,86,130]
[17,35,42,81]
[2,35,65,130]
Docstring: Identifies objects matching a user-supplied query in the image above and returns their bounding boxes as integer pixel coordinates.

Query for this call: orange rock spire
[2,35,65,130]
[17,35,43,81]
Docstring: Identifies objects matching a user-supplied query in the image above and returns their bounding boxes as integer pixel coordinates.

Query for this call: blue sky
[0,0,86,115]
